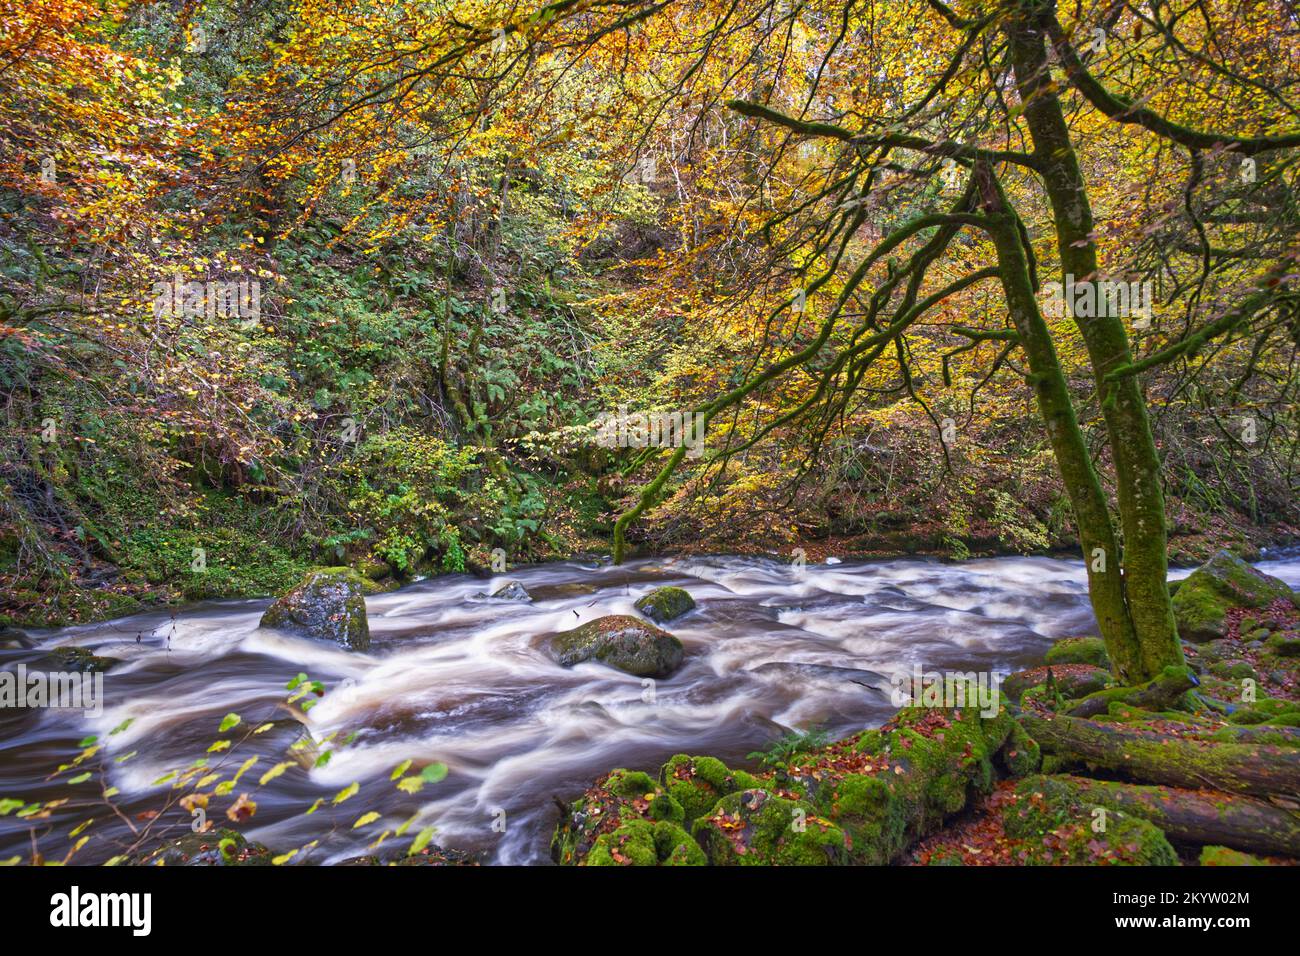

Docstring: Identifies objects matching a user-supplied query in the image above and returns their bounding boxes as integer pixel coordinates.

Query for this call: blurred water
[3,550,1296,865]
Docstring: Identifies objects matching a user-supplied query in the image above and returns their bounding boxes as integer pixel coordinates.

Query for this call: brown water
[3,552,1296,865]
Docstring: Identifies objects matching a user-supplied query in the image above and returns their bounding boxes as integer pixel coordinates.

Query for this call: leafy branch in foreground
[0,671,448,866]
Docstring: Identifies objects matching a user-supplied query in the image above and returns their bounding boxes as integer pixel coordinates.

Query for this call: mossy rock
[1208,659,1258,681]
[1045,637,1111,669]
[551,766,701,866]
[1172,550,1299,643]
[1191,639,1236,664]
[692,789,851,865]
[1004,664,1109,703]
[547,614,684,677]
[353,557,392,581]
[634,586,696,624]
[42,645,122,673]
[587,818,706,866]
[132,828,272,866]
[810,708,1028,863]
[1227,697,1300,725]
[659,754,763,825]
[559,708,1036,867]
[1002,776,1177,866]
[1199,845,1272,866]
[1267,634,1300,658]
[260,567,371,651]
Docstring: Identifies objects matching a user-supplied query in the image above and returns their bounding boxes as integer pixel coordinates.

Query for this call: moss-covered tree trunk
[1007,14,1183,682]
[975,163,1145,680]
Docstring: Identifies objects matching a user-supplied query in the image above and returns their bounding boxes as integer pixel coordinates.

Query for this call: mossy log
[1043,775,1300,857]
[1018,710,1300,798]
[1064,664,1198,718]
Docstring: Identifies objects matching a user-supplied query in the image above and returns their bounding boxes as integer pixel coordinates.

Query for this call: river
[3,551,1298,864]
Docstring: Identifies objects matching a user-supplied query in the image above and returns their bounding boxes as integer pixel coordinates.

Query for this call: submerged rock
[1172,550,1299,643]
[0,627,33,649]
[633,586,696,623]
[547,614,684,677]
[528,582,598,601]
[43,645,121,673]
[260,567,371,651]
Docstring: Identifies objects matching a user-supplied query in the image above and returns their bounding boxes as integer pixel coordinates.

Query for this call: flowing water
[4,551,1299,865]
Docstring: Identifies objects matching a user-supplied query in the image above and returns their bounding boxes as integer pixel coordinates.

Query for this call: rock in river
[547,614,684,678]
[1172,550,1299,643]
[260,567,370,651]
[633,585,696,624]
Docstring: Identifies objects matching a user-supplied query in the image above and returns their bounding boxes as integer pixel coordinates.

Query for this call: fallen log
[1064,665,1198,718]
[1017,709,1300,798]
[1045,775,1300,858]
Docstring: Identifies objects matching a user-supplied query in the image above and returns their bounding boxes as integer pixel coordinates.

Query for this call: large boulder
[1172,550,1299,643]
[547,614,684,677]
[260,568,371,651]
[634,586,696,624]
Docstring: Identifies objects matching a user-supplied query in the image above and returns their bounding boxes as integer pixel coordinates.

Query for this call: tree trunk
[1007,14,1183,683]
[1043,775,1300,858]
[975,163,1144,678]
[1019,710,1300,798]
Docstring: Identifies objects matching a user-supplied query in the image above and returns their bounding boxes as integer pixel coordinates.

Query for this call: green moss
[692,790,850,865]
[260,566,370,650]
[818,773,908,865]
[659,754,762,825]
[548,614,684,677]
[1208,660,1258,680]
[654,820,706,865]
[586,819,660,866]
[1199,845,1272,866]
[1227,697,1300,725]
[43,645,122,673]
[1045,636,1111,668]
[605,769,658,799]
[1173,550,1299,643]
[633,585,696,623]
[1003,776,1177,866]
[1267,634,1300,657]
[1001,720,1042,777]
